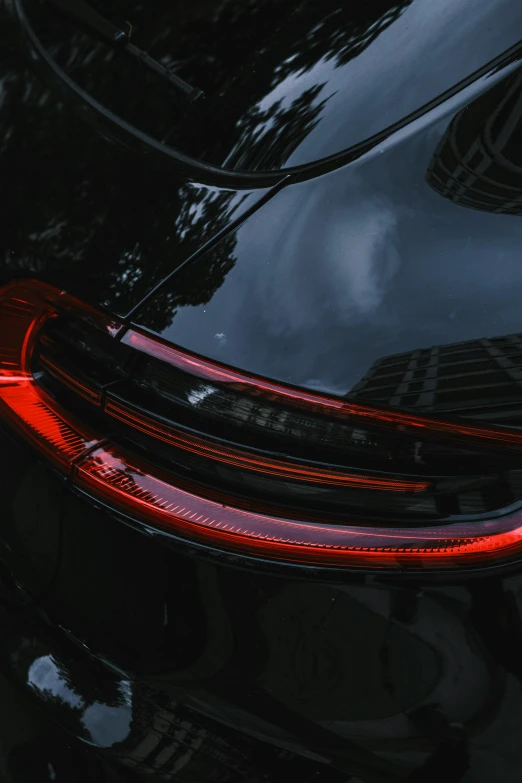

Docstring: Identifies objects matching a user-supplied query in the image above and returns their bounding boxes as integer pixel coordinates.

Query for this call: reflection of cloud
[161,175,402,388]
[326,198,400,318]
[143,87,522,396]
[252,186,401,334]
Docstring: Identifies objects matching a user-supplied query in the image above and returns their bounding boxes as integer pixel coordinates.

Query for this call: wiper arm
[46,0,203,101]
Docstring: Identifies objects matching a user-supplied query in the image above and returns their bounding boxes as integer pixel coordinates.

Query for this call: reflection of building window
[351,333,522,422]
[427,72,522,215]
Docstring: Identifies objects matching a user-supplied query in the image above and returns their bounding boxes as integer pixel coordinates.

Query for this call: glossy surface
[0,2,280,315]
[17,280,522,575]
[122,326,522,450]
[136,62,522,428]
[16,0,522,171]
[4,489,522,782]
[3,0,522,781]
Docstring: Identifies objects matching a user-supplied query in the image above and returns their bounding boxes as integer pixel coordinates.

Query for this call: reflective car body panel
[14,0,522,172]
[4,487,522,782]
[0,1,281,315]
[2,1,522,782]
[136,65,522,427]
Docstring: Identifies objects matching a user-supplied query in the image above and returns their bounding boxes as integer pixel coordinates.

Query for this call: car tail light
[74,445,522,569]
[2,279,522,571]
[0,280,110,469]
[103,397,429,492]
[122,329,522,451]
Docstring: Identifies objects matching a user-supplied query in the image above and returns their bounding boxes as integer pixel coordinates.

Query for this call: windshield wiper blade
[46,0,203,101]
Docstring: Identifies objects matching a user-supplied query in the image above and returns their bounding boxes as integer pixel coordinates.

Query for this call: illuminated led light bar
[0,280,100,470]
[75,445,522,570]
[122,328,522,451]
[40,354,102,405]
[0,382,97,470]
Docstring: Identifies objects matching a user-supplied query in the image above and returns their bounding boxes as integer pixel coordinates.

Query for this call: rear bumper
[3,430,522,782]
[0,599,336,783]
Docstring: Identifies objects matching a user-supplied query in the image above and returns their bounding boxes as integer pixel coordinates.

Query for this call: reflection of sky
[157,104,522,396]
[28,656,83,710]
[252,0,522,165]
[82,696,132,748]
[28,655,132,748]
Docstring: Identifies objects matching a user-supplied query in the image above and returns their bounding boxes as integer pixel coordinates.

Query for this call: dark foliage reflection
[0,5,253,314]
[28,0,413,170]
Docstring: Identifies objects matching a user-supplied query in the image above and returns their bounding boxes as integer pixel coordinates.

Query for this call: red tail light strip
[40,354,102,405]
[75,445,522,570]
[105,398,429,492]
[3,279,522,571]
[122,328,522,451]
[0,281,429,491]
[0,281,101,470]
[0,382,97,470]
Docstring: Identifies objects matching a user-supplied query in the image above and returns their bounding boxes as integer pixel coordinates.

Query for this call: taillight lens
[0,383,96,471]
[122,329,522,452]
[0,281,104,469]
[75,444,522,569]
[3,279,522,571]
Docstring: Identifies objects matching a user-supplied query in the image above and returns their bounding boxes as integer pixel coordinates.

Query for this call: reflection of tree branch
[1,0,413,328]
[277,3,412,74]
[0,11,242,315]
[225,85,330,170]
[139,229,238,334]
[31,0,414,170]
[169,0,414,168]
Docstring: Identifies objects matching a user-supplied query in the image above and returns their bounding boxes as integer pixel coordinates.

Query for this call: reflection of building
[350,333,522,422]
[113,692,256,780]
[113,688,323,782]
[427,72,522,215]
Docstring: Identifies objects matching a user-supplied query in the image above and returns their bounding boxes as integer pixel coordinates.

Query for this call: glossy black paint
[136,63,522,427]
[16,0,522,173]
[0,2,282,316]
[5,475,522,783]
[2,0,522,781]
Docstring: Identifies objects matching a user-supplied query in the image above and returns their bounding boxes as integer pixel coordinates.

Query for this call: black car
[2,1,522,781]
